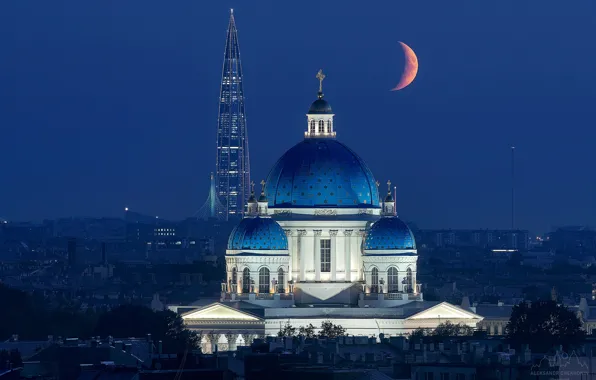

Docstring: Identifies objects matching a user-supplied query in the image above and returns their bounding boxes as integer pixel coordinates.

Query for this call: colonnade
[286,228,365,282]
[198,332,263,354]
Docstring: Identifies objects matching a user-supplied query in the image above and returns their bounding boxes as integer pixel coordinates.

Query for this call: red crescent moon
[391,41,418,91]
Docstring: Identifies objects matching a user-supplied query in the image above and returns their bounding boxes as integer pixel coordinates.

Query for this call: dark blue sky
[1,1,595,234]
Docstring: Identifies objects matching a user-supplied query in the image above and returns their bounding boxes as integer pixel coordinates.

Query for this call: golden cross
[250,181,255,193]
[375,181,380,189]
[260,180,266,192]
[316,69,325,93]
[387,180,392,193]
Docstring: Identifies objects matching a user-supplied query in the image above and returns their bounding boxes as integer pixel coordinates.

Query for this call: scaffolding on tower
[195,173,227,221]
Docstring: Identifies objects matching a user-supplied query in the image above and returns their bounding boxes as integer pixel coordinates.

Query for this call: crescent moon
[391,41,418,91]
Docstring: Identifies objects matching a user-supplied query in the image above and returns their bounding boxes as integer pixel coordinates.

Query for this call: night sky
[1,1,595,234]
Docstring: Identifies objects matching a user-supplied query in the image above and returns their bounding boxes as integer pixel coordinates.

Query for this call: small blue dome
[364,217,416,250]
[308,96,332,114]
[265,139,380,208]
[227,217,288,250]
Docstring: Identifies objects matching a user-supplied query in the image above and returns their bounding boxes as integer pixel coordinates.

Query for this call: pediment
[181,303,261,321]
[407,302,483,321]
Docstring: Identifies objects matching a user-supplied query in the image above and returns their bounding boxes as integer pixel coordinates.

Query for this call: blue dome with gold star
[364,217,416,250]
[264,138,380,208]
[227,217,288,250]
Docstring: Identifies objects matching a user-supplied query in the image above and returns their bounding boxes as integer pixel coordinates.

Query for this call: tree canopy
[277,320,345,339]
[409,321,474,340]
[0,284,198,353]
[506,300,585,353]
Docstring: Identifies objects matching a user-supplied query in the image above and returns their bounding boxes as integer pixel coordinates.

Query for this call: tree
[277,320,296,337]
[94,304,198,353]
[298,323,316,339]
[433,321,474,337]
[409,328,429,340]
[506,300,585,353]
[319,320,346,339]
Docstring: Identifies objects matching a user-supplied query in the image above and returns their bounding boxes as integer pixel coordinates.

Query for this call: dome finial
[250,180,255,195]
[316,69,326,98]
[257,180,269,216]
[386,180,392,195]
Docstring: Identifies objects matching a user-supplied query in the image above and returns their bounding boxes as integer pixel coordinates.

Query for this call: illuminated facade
[180,72,482,352]
[215,9,250,219]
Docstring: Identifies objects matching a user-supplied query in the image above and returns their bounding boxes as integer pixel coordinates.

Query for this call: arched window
[406,268,413,293]
[231,267,237,292]
[318,120,324,133]
[277,268,285,293]
[327,120,332,133]
[370,267,379,293]
[242,268,250,293]
[310,120,315,134]
[259,267,270,293]
[388,267,399,293]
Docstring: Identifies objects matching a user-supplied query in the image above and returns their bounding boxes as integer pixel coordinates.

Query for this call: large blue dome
[264,138,380,208]
[227,217,288,250]
[364,217,416,250]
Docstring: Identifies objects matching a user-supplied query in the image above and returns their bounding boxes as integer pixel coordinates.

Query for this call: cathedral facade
[179,72,482,352]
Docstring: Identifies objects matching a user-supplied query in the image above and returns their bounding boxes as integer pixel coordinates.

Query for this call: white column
[314,230,322,281]
[356,230,365,280]
[298,230,307,282]
[343,230,352,282]
[291,231,299,281]
[330,230,338,281]
[285,230,294,280]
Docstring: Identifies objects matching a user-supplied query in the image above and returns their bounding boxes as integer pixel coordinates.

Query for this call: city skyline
[1,1,595,234]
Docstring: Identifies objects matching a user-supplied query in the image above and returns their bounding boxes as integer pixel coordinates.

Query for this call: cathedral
[179,71,483,353]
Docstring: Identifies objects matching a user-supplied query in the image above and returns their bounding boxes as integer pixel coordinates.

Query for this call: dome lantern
[305,69,336,139]
[257,180,269,216]
[382,180,396,216]
[246,181,258,216]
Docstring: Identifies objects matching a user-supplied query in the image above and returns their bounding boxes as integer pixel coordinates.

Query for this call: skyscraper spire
[215,10,250,220]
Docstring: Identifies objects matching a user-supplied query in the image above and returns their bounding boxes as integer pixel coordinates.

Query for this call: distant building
[416,229,529,250]
[67,238,78,267]
[544,226,596,254]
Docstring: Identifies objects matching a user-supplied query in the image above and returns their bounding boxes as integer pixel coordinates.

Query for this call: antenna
[511,146,515,230]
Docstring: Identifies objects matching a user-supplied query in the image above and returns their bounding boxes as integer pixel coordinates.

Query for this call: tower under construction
[215,9,250,219]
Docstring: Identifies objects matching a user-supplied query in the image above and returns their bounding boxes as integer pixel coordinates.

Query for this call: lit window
[388,267,398,293]
[318,120,324,133]
[310,120,315,134]
[371,267,379,293]
[242,268,250,293]
[320,239,331,272]
[259,267,270,293]
[277,268,284,293]
[327,120,332,133]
